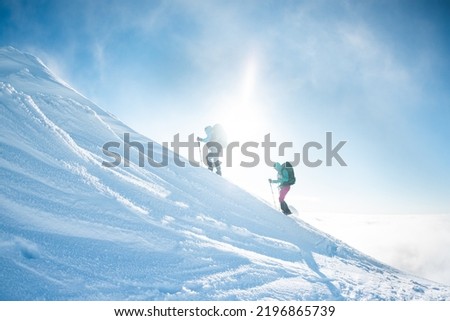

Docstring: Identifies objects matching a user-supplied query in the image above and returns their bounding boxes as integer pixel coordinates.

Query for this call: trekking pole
[197,141,203,167]
[269,180,277,209]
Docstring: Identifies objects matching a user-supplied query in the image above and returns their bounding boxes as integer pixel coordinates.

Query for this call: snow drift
[0,46,449,300]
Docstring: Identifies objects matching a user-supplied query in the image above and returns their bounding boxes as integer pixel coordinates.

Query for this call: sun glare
[215,52,268,143]
[206,52,275,201]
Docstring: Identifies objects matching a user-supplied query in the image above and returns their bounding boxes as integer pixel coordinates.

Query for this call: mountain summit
[1,47,449,300]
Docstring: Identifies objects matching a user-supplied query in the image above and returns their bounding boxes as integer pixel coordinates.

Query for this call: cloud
[264,4,419,115]
[304,213,450,286]
[377,214,450,286]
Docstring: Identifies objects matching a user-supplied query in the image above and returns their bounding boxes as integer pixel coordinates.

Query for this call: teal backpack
[282,162,296,186]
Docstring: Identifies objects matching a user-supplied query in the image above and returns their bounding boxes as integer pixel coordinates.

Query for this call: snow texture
[1,46,449,300]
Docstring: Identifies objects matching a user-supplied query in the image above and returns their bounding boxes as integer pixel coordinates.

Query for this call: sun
[213,52,268,143]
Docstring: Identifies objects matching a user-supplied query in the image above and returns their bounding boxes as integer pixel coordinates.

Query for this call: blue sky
[1,0,449,214]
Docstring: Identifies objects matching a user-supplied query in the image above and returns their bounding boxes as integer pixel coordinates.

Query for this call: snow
[1,46,449,300]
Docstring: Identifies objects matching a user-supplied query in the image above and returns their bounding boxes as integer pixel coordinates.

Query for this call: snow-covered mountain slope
[1,46,449,300]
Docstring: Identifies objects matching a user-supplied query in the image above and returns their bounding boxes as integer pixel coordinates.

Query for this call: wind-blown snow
[1,46,449,300]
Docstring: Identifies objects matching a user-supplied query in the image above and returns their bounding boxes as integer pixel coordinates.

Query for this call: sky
[1,0,449,215]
